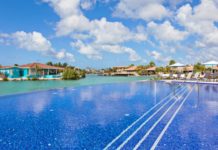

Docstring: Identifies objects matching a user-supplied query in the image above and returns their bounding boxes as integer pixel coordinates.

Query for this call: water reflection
[177,84,218,149]
[56,82,173,148]
[76,82,142,126]
[79,82,139,102]
[16,92,53,115]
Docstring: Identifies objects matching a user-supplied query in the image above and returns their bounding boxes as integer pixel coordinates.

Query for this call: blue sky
[0,0,218,68]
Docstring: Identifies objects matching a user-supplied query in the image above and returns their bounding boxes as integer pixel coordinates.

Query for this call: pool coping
[161,80,218,85]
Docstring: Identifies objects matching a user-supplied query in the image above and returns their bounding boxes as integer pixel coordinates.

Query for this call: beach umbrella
[202,60,218,66]
[203,60,218,81]
[170,63,185,67]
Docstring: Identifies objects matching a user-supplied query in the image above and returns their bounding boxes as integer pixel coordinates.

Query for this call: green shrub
[3,77,9,81]
[80,70,86,78]
[62,68,80,80]
[32,77,39,81]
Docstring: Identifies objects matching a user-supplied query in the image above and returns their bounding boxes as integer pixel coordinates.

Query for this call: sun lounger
[199,73,205,80]
[179,74,186,79]
[168,73,177,79]
[202,73,212,81]
[185,72,192,80]
[213,72,218,78]
[172,74,178,79]
[192,72,200,80]
[160,74,170,79]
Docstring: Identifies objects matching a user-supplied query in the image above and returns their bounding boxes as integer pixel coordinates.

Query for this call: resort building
[113,66,127,72]
[113,66,139,76]
[146,66,156,75]
[184,65,194,73]
[169,63,195,74]
[212,66,218,72]
[124,66,138,73]
[0,63,64,80]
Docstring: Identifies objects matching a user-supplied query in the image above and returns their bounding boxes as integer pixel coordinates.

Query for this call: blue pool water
[0,81,217,149]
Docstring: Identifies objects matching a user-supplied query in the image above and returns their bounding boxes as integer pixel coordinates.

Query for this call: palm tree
[149,61,156,67]
[46,61,53,66]
[169,60,176,65]
[63,63,68,67]
[194,62,205,72]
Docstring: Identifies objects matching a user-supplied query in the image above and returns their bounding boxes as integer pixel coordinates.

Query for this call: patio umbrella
[203,60,218,81]
[202,60,218,66]
[170,63,185,67]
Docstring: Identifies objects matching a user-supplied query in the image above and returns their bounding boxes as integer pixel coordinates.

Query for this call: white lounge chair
[192,72,200,80]
[179,74,186,79]
[161,74,170,79]
[199,73,205,80]
[185,72,192,80]
[172,74,178,79]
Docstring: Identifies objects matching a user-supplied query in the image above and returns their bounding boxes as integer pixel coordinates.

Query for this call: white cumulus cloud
[147,50,170,63]
[42,0,146,61]
[147,21,188,42]
[176,0,218,47]
[0,31,75,62]
[113,0,170,21]
[12,31,52,52]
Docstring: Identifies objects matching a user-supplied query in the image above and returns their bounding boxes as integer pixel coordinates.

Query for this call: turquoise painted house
[0,66,22,78]
[0,63,64,79]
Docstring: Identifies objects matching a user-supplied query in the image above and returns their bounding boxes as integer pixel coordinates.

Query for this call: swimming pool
[0,81,217,149]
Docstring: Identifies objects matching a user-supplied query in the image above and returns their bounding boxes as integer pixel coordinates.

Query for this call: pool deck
[161,79,218,85]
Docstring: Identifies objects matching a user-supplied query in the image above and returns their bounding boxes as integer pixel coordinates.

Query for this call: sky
[0,0,218,68]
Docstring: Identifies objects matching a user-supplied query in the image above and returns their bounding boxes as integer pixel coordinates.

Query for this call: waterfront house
[112,66,139,76]
[212,66,218,72]
[0,63,64,80]
[125,66,138,73]
[183,65,194,73]
[0,66,22,78]
[146,67,156,75]
[113,66,127,72]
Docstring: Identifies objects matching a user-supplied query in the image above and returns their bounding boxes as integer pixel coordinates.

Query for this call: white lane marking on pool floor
[103,85,185,150]
[133,86,193,150]
[116,87,187,150]
[150,86,194,150]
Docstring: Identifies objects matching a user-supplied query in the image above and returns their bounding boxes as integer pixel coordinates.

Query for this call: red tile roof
[0,66,13,69]
[20,63,64,70]
[146,67,156,71]
[125,66,138,71]
[212,66,218,70]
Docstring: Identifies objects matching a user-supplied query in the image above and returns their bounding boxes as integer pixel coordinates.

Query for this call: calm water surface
[0,75,150,96]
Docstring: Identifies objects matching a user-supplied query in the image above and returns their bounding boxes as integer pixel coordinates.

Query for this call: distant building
[112,66,139,76]
[124,66,138,73]
[113,66,127,72]
[170,65,194,73]
[146,66,156,75]
[0,63,64,79]
[184,65,194,73]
